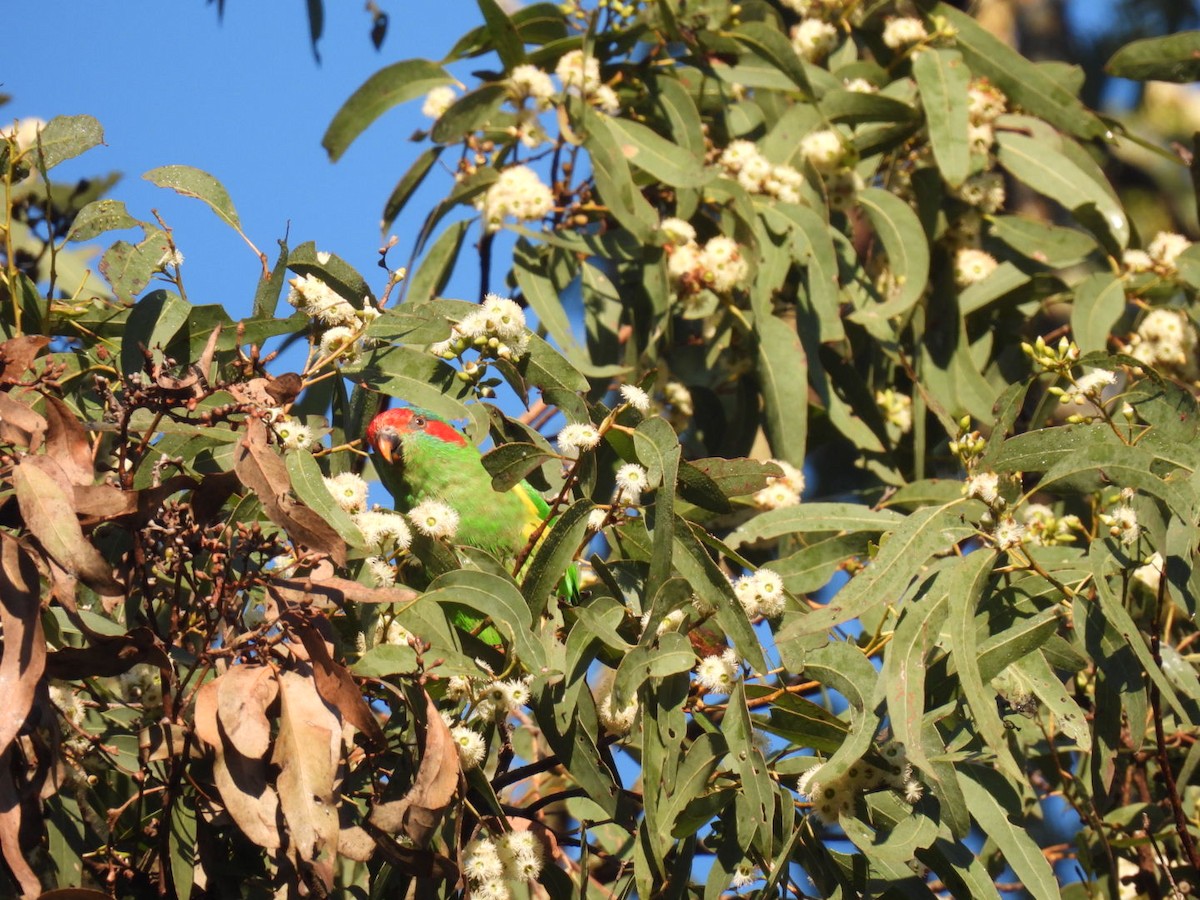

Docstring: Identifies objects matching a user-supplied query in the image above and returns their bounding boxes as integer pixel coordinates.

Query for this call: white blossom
[967,79,1007,124]
[964,471,1001,505]
[875,389,913,434]
[366,556,396,587]
[354,508,414,551]
[409,499,460,540]
[661,217,697,244]
[695,648,741,694]
[273,417,314,452]
[422,85,457,119]
[954,247,998,287]
[1133,552,1164,593]
[558,421,602,453]
[698,235,748,293]
[620,384,651,413]
[1101,505,1140,546]
[1147,231,1192,269]
[498,831,544,880]
[734,568,786,619]
[799,128,849,173]
[597,684,638,735]
[479,165,554,232]
[1123,249,1154,273]
[993,516,1026,550]
[555,49,601,93]
[615,463,649,499]
[508,64,556,107]
[452,726,487,769]
[882,16,927,49]
[324,472,369,513]
[790,18,838,61]
[463,838,506,883]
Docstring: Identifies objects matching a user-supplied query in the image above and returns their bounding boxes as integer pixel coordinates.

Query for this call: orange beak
[374,428,401,465]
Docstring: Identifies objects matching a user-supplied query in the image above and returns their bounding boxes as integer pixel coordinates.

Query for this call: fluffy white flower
[954,247,998,287]
[765,163,805,203]
[666,241,701,281]
[993,516,1026,550]
[695,648,741,694]
[499,831,544,880]
[753,459,805,509]
[479,165,554,232]
[882,16,928,49]
[478,678,531,721]
[481,293,528,340]
[955,171,1006,213]
[734,568,786,619]
[288,274,358,326]
[968,123,995,154]
[661,218,696,245]
[964,471,1000,505]
[558,421,601,453]
[354,508,414,551]
[620,384,651,413]
[408,499,460,540]
[718,140,763,175]
[825,168,864,210]
[967,79,1007,124]
[730,863,758,890]
[587,507,611,531]
[365,556,396,587]
[1064,369,1117,405]
[318,325,359,360]
[323,472,369,513]
[799,128,849,173]
[452,726,487,769]
[843,77,877,93]
[1147,231,1192,270]
[422,85,457,119]
[508,64,556,107]
[1101,505,1140,546]
[119,664,163,711]
[463,838,506,883]
[790,18,839,61]
[1129,308,1198,373]
[157,248,184,269]
[273,417,314,452]
[615,463,649,498]
[592,84,621,114]
[1123,249,1154,273]
[556,49,601,92]
[50,683,86,728]
[597,684,638,735]
[699,235,748,293]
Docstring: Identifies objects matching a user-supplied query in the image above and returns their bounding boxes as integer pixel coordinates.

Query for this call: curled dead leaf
[0,335,50,384]
[193,680,220,749]
[0,392,46,450]
[44,627,168,680]
[234,419,346,566]
[269,573,418,609]
[217,666,279,759]
[13,456,122,596]
[42,395,94,487]
[368,691,459,846]
[0,536,46,760]
[212,740,283,850]
[264,372,304,406]
[0,747,42,898]
[274,669,341,881]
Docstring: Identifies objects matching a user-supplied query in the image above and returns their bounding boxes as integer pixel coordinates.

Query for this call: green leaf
[169,796,197,900]
[1011,650,1091,749]
[756,313,809,468]
[353,643,419,677]
[323,59,453,162]
[67,199,140,243]
[119,289,190,376]
[722,681,775,850]
[1106,31,1200,82]
[730,21,814,98]
[608,117,710,189]
[346,344,477,429]
[996,131,1128,251]
[405,219,471,303]
[252,239,290,320]
[100,227,173,303]
[431,83,509,144]
[728,503,903,548]
[776,204,844,343]
[882,577,948,775]
[911,48,970,188]
[788,503,974,637]
[959,768,1061,900]
[800,642,881,783]
[521,498,592,617]
[481,442,557,493]
[425,570,547,670]
[144,165,242,231]
[381,146,443,234]
[991,215,1101,269]
[289,241,375,305]
[818,89,918,125]
[851,187,931,321]
[650,73,706,162]
[664,733,729,837]
[612,632,695,708]
[1070,272,1123,355]
[477,0,526,68]
[285,450,366,546]
[581,108,658,242]
[956,261,1031,316]
[927,3,1106,140]
[31,114,104,171]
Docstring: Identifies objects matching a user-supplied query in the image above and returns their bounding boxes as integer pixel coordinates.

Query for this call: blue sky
[7,0,486,319]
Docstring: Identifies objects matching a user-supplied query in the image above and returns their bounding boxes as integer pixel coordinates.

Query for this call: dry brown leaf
[193,680,220,749]
[0,536,46,760]
[42,396,94,487]
[234,419,346,566]
[263,372,304,406]
[0,335,50,384]
[13,456,122,596]
[217,666,279,759]
[0,392,46,450]
[73,483,138,521]
[368,691,459,846]
[273,670,341,878]
[286,615,384,747]
[196,324,222,384]
[337,825,376,863]
[212,739,283,850]
[269,574,419,608]
[0,748,41,898]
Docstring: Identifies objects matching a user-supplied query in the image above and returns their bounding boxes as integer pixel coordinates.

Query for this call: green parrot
[365,406,549,559]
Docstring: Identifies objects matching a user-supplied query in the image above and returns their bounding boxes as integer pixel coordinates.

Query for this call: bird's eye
[413,416,426,427]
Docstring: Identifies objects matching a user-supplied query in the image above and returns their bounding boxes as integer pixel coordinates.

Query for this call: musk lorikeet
[365,407,549,559]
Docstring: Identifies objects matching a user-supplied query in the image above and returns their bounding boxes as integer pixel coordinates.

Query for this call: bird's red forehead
[367,407,467,447]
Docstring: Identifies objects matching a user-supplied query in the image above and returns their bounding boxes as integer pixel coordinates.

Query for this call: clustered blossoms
[752,458,806,510]
[875,388,913,435]
[119,664,163,713]
[556,421,601,454]
[954,171,1006,215]
[798,740,924,825]
[694,647,743,695]
[662,219,750,301]
[354,507,414,554]
[287,272,381,364]
[596,679,639,735]
[430,294,532,387]
[421,84,457,119]
[717,140,805,204]
[478,165,555,232]
[271,413,317,452]
[374,614,413,647]
[475,677,532,722]
[555,48,619,114]
[733,568,786,619]
[462,831,545,899]
[1019,503,1082,547]
[1100,501,1140,547]
[798,128,862,209]
[614,462,649,505]
[1127,308,1198,377]
[790,18,839,62]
